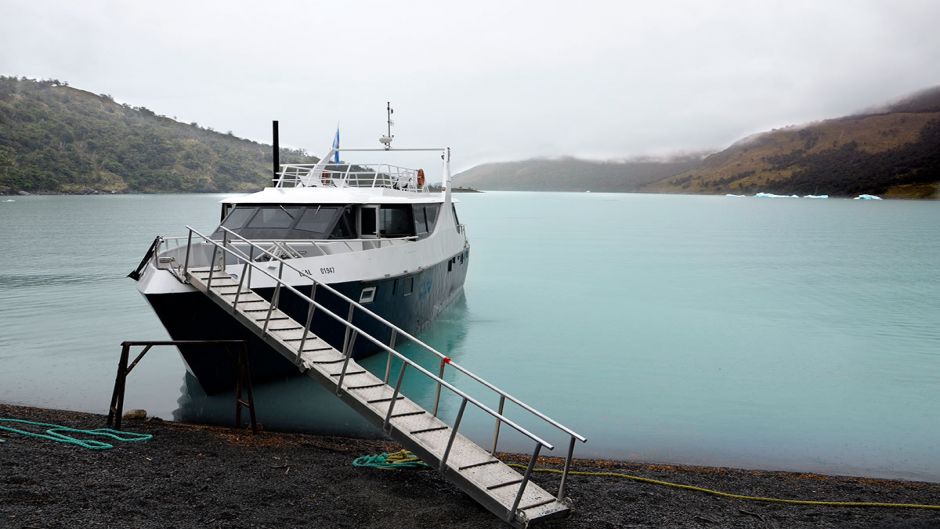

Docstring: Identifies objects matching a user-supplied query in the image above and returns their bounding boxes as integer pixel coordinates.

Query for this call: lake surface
[1,192,938,482]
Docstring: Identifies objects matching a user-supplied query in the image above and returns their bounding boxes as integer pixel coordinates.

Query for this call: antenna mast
[379,101,394,150]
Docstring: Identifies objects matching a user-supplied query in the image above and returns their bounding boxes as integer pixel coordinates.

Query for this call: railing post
[262,282,281,334]
[246,246,254,288]
[557,435,577,501]
[297,282,318,364]
[335,328,358,396]
[233,261,249,312]
[509,443,542,523]
[341,303,355,355]
[440,397,468,472]
[206,244,219,289]
[183,230,193,276]
[433,357,449,417]
[384,330,397,384]
[490,395,506,454]
[383,362,407,431]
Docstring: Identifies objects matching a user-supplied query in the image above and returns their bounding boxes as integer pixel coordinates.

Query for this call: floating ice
[854,194,883,200]
[755,192,799,198]
[725,194,746,197]
[2,199,14,203]
[804,195,829,199]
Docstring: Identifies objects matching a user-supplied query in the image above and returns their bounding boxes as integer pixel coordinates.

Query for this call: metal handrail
[184,226,555,452]
[275,162,428,192]
[219,227,587,444]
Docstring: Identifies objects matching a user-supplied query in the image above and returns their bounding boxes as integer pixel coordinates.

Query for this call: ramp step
[488,479,523,490]
[459,459,500,471]
[520,498,557,511]
[348,383,385,390]
[312,358,345,365]
[391,410,426,418]
[330,370,366,377]
[368,396,405,403]
[411,426,449,435]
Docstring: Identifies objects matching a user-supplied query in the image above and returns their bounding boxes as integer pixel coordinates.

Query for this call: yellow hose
[507,464,940,510]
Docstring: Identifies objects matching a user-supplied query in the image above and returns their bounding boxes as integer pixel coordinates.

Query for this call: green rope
[353,449,431,470]
[0,418,152,450]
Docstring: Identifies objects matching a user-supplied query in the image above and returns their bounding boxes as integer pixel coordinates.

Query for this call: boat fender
[417,168,425,188]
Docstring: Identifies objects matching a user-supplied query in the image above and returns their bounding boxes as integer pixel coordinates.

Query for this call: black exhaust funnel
[272,120,280,183]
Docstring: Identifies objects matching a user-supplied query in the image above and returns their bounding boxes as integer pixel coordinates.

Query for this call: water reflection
[173,292,470,436]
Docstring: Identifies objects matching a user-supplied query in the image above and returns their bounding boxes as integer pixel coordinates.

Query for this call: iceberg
[854,194,883,200]
[804,195,829,199]
[755,192,799,198]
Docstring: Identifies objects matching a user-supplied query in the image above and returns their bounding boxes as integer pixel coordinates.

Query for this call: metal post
[509,443,542,523]
[433,357,448,417]
[557,435,577,500]
[440,398,467,472]
[246,246,254,287]
[335,329,357,395]
[490,395,506,454]
[107,343,131,430]
[207,244,219,289]
[233,261,249,312]
[383,362,407,431]
[183,230,193,276]
[297,283,317,363]
[341,303,355,355]
[384,330,397,383]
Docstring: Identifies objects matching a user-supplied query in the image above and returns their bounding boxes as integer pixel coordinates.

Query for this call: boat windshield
[213,205,354,240]
[212,203,441,241]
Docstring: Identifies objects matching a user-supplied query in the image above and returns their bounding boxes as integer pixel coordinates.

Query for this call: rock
[17,190,30,196]
[123,409,147,420]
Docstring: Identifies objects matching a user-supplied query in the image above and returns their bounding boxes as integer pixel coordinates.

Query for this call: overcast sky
[3,0,939,171]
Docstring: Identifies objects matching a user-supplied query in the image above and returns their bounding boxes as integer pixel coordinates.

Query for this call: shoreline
[2,403,938,528]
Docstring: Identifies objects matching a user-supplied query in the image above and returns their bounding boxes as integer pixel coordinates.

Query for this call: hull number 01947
[303,267,335,275]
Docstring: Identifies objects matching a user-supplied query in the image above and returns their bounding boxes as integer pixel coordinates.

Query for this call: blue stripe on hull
[145,249,469,394]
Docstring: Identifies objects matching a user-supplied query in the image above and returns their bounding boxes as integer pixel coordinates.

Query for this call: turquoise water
[1,192,938,482]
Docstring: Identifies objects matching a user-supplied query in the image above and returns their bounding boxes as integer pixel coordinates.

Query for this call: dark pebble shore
[1,403,938,529]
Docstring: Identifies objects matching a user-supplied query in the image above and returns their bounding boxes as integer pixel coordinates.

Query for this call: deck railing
[275,163,427,191]
[181,225,587,510]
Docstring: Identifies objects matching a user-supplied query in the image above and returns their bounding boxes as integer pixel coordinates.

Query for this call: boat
[129,120,470,393]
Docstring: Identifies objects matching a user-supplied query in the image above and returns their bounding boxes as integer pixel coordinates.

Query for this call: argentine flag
[332,127,340,163]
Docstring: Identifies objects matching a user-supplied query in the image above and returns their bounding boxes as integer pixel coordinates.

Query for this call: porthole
[359,286,376,304]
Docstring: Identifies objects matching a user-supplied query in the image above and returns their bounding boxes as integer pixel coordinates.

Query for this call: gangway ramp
[179,227,586,527]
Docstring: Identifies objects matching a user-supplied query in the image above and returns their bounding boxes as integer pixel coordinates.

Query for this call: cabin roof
[220,187,453,205]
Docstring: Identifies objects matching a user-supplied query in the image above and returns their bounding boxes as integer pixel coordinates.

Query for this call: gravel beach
[1,403,938,528]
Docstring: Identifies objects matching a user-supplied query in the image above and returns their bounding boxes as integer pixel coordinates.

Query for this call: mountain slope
[0,77,317,193]
[454,156,703,192]
[644,88,940,198]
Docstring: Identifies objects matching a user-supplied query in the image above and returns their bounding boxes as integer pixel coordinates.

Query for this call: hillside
[454,156,703,192]
[644,87,940,198]
[0,77,317,193]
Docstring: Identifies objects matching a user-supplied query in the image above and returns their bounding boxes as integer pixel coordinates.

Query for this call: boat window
[403,276,414,296]
[451,203,460,227]
[294,206,340,234]
[221,207,256,230]
[248,207,300,230]
[330,207,355,239]
[412,204,441,237]
[414,207,428,236]
[359,287,376,303]
[425,204,439,231]
[380,205,414,237]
